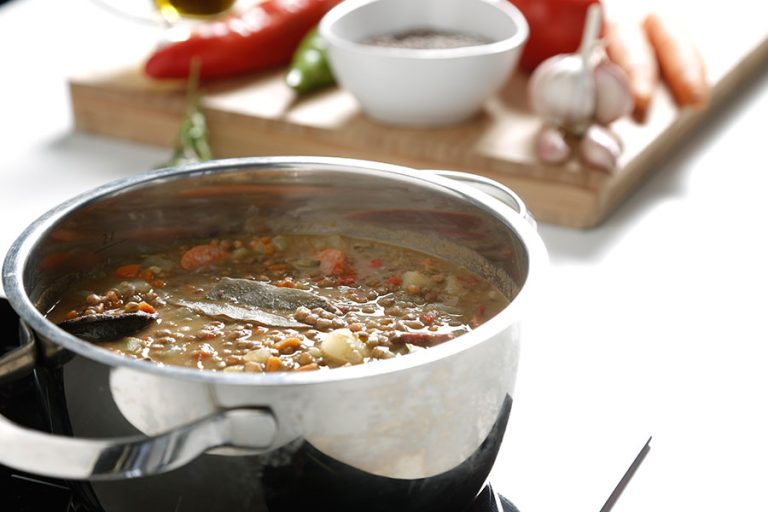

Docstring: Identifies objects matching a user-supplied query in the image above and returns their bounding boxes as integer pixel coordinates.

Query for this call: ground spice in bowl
[364,29,492,49]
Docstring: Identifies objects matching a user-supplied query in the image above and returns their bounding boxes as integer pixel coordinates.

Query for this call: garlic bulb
[580,124,622,171]
[528,4,602,134]
[535,126,571,164]
[528,4,634,169]
[529,56,596,133]
[594,60,634,125]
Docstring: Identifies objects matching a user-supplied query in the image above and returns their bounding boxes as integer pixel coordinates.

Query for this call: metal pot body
[1,157,546,510]
[43,349,513,511]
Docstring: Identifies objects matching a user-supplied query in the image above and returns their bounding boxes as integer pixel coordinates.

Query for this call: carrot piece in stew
[138,302,156,314]
[276,337,301,352]
[386,275,403,287]
[266,356,282,372]
[181,244,230,270]
[115,264,141,278]
[317,248,349,276]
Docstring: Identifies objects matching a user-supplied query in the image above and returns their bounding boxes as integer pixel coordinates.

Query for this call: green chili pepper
[285,27,336,94]
[162,59,213,168]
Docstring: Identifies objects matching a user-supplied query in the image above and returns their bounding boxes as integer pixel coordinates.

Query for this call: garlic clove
[529,55,596,133]
[535,126,571,164]
[580,124,622,171]
[594,60,634,125]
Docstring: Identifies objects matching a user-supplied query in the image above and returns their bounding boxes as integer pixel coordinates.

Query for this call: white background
[1,1,768,510]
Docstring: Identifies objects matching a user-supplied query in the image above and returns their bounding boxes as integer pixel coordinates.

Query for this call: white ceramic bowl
[319,0,528,126]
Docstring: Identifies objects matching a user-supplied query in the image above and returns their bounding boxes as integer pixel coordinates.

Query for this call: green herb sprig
[162,59,212,167]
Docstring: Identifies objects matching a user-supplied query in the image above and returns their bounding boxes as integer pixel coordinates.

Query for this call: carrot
[276,337,301,352]
[420,257,436,268]
[337,275,357,286]
[266,356,282,372]
[605,19,659,122]
[192,346,214,361]
[137,301,156,314]
[180,243,229,270]
[386,275,402,287]
[317,248,352,276]
[471,305,488,328]
[115,263,141,278]
[642,12,709,110]
[297,363,319,372]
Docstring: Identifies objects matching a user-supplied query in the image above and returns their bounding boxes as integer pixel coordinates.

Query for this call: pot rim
[2,156,546,386]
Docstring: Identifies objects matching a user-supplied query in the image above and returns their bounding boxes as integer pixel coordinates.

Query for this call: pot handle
[0,329,277,481]
[424,170,536,228]
[0,406,276,481]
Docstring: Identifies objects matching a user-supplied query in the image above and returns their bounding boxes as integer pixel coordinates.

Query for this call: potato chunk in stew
[47,234,508,372]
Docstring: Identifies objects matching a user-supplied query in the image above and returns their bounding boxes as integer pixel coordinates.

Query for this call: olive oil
[155,0,235,18]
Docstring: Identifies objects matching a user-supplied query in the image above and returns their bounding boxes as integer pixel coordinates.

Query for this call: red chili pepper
[145,0,341,80]
[509,0,602,72]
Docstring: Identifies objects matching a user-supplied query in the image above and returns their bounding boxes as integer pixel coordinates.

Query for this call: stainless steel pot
[0,157,546,511]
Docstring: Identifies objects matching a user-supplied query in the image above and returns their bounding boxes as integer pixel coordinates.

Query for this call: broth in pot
[48,233,509,373]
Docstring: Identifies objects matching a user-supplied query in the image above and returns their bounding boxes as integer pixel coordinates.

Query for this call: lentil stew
[47,234,508,372]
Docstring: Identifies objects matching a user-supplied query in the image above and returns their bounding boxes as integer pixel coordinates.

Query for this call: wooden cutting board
[68,2,768,228]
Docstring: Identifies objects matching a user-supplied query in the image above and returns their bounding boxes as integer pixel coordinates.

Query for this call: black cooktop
[0,298,518,512]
